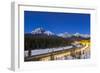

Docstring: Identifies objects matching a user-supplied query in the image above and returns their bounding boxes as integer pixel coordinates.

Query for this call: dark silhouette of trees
[24,34,73,50]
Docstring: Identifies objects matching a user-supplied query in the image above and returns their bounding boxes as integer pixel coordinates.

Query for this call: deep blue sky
[24,11,90,34]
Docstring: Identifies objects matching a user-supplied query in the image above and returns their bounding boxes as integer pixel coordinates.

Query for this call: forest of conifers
[24,34,73,50]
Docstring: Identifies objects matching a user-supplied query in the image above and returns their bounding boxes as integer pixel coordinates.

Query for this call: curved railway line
[25,40,90,61]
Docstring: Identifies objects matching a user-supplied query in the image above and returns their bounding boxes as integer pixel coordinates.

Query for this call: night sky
[24,11,90,34]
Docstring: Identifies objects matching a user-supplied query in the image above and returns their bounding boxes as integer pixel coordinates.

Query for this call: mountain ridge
[26,27,90,39]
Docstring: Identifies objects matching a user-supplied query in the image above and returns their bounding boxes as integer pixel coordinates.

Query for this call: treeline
[24,34,73,50]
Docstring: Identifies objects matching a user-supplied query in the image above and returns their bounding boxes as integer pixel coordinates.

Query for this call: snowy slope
[58,32,90,38]
[31,27,55,36]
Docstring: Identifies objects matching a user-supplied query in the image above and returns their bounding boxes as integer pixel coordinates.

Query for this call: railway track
[25,43,90,61]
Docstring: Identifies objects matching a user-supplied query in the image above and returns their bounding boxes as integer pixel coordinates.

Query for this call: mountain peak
[31,27,45,34]
[58,32,90,38]
[57,32,72,38]
[73,33,90,38]
[44,31,54,35]
[31,27,55,36]
[73,32,81,37]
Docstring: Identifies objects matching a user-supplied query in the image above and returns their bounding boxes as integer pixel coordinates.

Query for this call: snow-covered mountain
[30,27,90,38]
[80,34,90,38]
[73,33,81,37]
[58,32,90,38]
[44,31,55,36]
[31,27,55,36]
[31,27,45,34]
[57,32,72,38]
[73,33,90,38]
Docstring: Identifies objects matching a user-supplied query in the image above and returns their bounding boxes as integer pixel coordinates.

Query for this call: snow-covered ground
[24,46,73,57]
[81,50,90,59]
[54,51,90,60]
